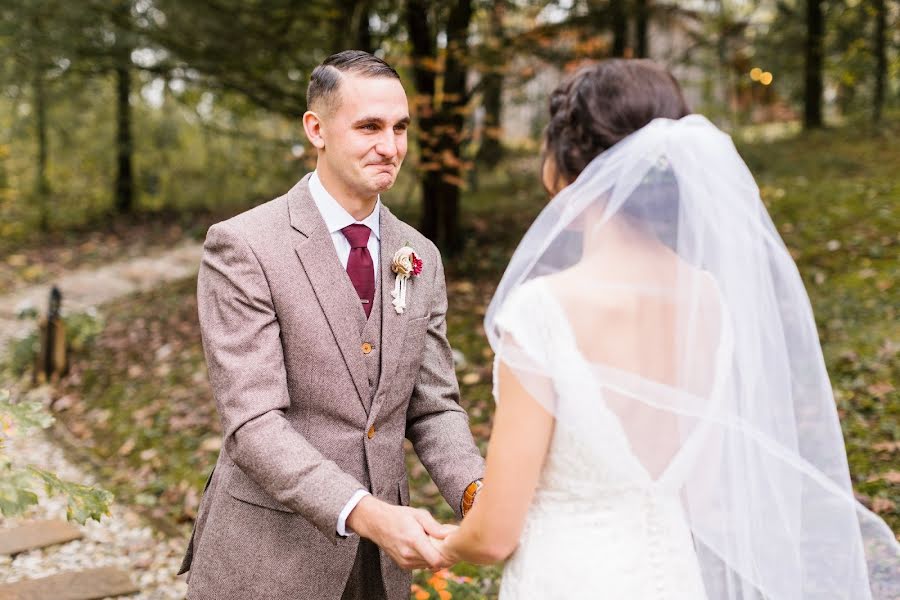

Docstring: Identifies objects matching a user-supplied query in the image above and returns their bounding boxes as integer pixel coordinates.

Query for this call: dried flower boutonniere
[390,245,423,314]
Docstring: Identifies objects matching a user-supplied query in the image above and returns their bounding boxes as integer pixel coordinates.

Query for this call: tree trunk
[803,0,824,129]
[33,71,51,232]
[476,0,505,171]
[432,0,471,254]
[352,0,372,52]
[334,0,371,53]
[872,0,886,124]
[611,0,627,57]
[406,0,471,255]
[115,63,134,214]
[635,0,649,58]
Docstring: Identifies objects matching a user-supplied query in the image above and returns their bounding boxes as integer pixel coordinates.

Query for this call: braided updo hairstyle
[543,59,690,192]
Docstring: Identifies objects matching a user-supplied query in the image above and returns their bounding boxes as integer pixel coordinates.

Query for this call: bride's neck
[582,215,659,262]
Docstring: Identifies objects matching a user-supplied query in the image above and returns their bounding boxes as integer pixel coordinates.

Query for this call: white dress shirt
[308,171,378,537]
[308,171,381,283]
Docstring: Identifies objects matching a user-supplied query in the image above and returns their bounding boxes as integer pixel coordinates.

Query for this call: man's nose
[374,132,398,158]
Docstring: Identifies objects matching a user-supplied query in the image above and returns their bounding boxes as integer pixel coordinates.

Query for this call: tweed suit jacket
[181,175,486,600]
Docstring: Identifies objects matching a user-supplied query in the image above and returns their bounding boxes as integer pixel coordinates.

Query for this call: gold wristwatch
[461,479,483,517]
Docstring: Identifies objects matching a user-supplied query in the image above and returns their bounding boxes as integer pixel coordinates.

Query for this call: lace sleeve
[490,279,558,405]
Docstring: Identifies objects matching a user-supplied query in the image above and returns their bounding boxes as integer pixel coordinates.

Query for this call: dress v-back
[493,278,727,599]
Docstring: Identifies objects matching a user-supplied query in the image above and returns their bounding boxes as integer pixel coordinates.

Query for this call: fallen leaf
[872,497,896,515]
[866,381,895,398]
[871,442,900,453]
[866,471,900,485]
[118,438,136,456]
[461,372,481,385]
[200,436,222,452]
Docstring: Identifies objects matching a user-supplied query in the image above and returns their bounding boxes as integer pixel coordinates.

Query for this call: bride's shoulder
[543,266,629,316]
[493,276,566,344]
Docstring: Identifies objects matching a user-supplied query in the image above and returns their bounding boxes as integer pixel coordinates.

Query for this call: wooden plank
[0,567,139,600]
[0,521,82,556]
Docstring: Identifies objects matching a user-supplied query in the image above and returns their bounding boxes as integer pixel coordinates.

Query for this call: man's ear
[302,110,326,149]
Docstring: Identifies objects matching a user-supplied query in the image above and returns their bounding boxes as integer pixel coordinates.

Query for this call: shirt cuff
[337,489,371,537]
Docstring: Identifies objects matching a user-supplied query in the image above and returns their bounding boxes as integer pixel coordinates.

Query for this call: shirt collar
[309,171,381,240]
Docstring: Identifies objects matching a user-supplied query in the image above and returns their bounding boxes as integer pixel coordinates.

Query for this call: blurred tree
[406,0,473,254]
[141,0,350,118]
[0,0,62,231]
[804,0,824,128]
[474,0,507,171]
[609,0,627,56]
[334,0,374,53]
[872,0,886,123]
[636,0,650,58]
[1,0,142,219]
[105,0,137,214]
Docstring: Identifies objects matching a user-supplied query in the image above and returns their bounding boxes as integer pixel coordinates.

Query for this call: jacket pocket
[226,464,294,513]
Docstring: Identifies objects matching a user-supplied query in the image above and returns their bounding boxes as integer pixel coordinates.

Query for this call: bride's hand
[429,526,460,566]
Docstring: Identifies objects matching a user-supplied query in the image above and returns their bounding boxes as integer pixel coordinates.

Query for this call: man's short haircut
[307,50,401,115]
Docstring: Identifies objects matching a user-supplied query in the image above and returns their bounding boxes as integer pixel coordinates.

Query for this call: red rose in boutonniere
[390,245,422,313]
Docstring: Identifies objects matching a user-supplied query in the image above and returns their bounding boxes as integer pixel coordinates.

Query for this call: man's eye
[394,125,408,132]
[362,124,378,131]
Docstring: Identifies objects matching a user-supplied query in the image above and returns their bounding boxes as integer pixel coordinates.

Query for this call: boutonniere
[390,245,423,314]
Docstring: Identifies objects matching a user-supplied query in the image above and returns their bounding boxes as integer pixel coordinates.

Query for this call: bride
[432,60,899,598]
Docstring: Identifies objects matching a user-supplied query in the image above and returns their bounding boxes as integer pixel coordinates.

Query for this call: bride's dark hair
[543,59,690,191]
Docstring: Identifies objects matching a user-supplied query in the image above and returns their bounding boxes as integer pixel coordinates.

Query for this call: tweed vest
[353,278,383,407]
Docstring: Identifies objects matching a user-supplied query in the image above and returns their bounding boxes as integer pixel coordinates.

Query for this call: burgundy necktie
[341,224,375,318]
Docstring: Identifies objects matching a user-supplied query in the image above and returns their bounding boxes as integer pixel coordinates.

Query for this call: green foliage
[0,388,113,524]
[0,78,301,251]
[65,311,104,353]
[0,395,53,432]
[27,465,114,523]
[6,330,39,378]
[0,461,39,517]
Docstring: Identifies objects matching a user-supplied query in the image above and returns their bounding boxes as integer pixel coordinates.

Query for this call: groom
[179,51,485,600]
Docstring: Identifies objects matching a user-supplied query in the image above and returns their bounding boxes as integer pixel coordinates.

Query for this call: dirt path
[0,241,203,356]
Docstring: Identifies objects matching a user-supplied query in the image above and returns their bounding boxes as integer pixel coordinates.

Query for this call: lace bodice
[492,279,711,599]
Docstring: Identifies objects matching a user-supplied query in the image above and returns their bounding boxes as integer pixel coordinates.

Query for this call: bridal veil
[484,114,899,599]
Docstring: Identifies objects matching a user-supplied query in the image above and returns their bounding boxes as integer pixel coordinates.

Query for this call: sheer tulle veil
[484,114,899,599]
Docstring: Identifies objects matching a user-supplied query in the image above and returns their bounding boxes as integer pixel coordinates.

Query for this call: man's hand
[428,525,460,566]
[346,495,455,570]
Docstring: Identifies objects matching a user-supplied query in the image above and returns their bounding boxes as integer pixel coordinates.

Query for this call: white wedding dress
[495,278,723,600]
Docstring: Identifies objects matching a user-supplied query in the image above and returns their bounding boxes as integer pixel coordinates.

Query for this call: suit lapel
[371,205,411,419]
[289,177,370,415]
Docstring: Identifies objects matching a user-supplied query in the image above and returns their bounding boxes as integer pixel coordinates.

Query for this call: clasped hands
[346,495,460,570]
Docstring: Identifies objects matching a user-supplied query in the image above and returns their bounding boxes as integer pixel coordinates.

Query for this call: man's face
[317,73,409,199]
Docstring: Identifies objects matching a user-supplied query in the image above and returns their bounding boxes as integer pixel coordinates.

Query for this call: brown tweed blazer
[181,175,485,600]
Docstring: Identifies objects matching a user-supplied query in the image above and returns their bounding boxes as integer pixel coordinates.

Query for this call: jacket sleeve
[197,222,364,541]
[405,249,486,519]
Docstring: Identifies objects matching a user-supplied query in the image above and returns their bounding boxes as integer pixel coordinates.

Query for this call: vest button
[367,425,376,439]
[362,342,373,355]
